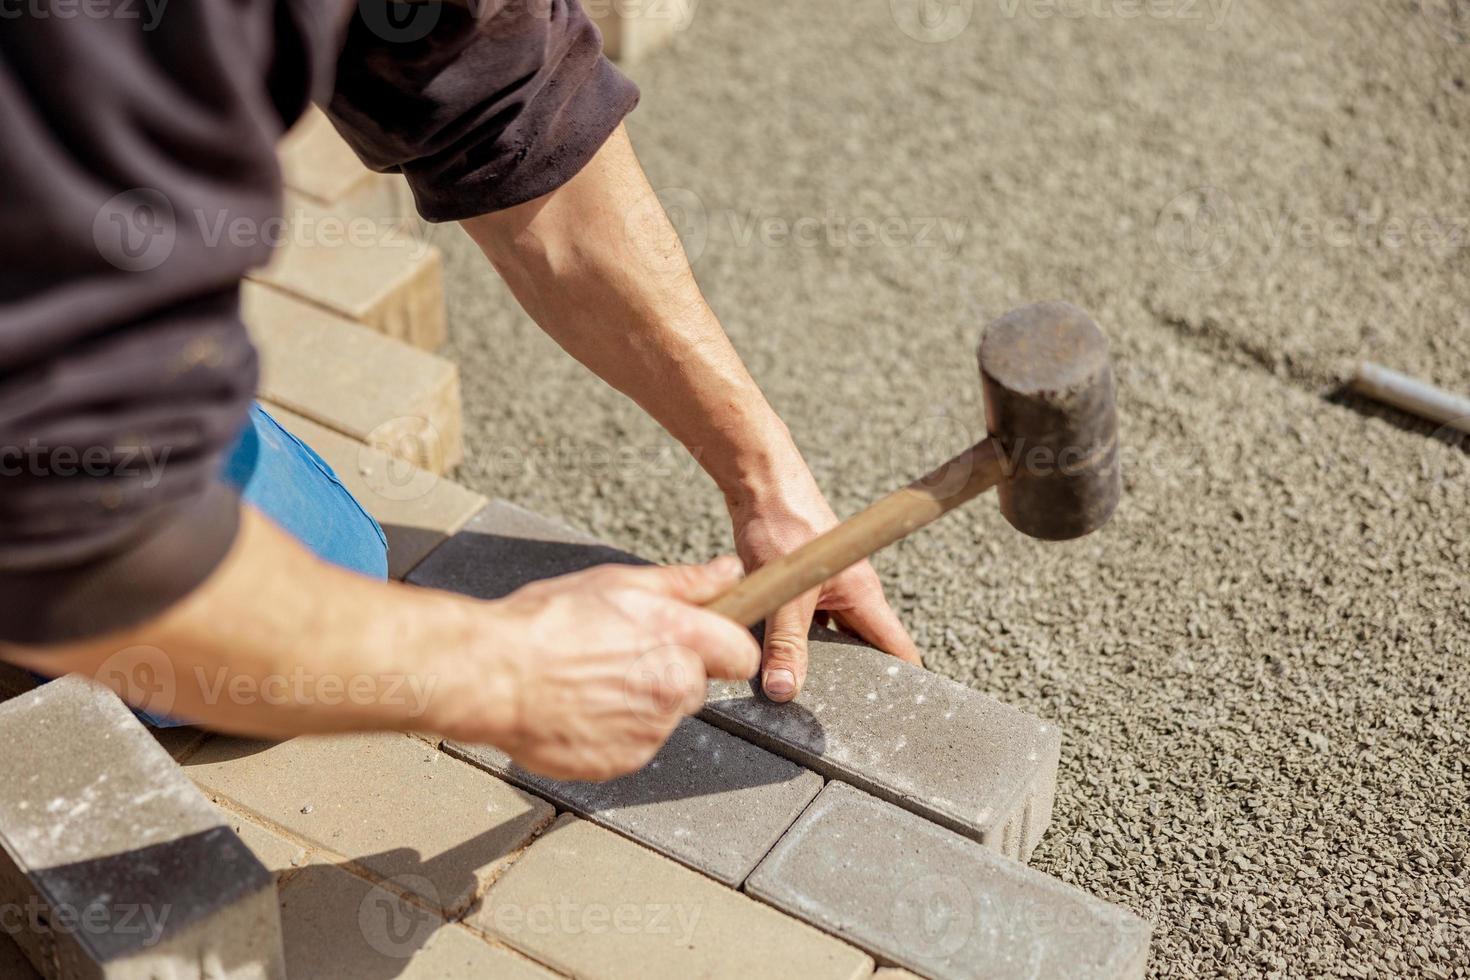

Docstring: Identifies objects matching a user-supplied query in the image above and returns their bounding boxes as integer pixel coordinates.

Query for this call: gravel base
[426,1,1469,975]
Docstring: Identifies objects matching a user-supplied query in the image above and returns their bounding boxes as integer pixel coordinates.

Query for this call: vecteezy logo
[357,0,442,43]
[623,646,697,729]
[890,0,974,42]
[1154,185,1242,273]
[359,417,443,503]
[358,876,441,958]
[93,188,176,272]
[624,187,709,271]
[94,645,177,717]
[891,873,974,959]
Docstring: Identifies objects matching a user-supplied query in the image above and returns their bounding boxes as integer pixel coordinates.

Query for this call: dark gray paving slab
[747,782,1150,980]
[704,640,1061,860]
[0,676,284,979]
[412,498,1062,860]
[405,499,650,599]
[446,717,823,886]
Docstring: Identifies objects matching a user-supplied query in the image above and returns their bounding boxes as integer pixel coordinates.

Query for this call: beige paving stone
[149,725,207,761]
[279,860,442,975]
[591,1,690,62]
[263,406,485,579]
[872,971,925,980]
[244,283,463,474]
[280,862,559,980]
[407,925,563,980]
[248,197,445,349]
[185,733,554,916]
[470,815,874,980]
[221,810,309,878]
[277,107,377,206]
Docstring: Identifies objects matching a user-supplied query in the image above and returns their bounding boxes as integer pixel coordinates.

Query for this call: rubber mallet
[706,301,1121,627]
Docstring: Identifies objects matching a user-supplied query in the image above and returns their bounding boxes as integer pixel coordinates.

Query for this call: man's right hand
[432,556,761,781]
[1,509,759,784]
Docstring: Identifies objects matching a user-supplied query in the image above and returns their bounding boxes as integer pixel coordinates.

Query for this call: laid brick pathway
[0,123,1152,971]
[0,497,1152,979]
[447,716,823,886]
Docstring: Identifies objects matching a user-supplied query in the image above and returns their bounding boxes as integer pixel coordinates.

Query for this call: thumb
[618,555,746,604]
[761,594,816,703]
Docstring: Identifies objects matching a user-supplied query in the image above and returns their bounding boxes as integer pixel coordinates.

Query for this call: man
[0,1,919,780]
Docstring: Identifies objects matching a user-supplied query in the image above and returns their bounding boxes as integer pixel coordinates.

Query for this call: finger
[659,603,762,682]
[832,590,924,667]
[761,592,818,702]
[612,556,745,603]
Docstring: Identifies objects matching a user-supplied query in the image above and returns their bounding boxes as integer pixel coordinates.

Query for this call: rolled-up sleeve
[326,0,640,221]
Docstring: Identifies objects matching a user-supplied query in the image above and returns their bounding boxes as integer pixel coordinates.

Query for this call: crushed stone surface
[428,1,1469,975]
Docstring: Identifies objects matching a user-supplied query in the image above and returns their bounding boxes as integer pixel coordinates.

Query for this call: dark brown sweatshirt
[0,0,639,643]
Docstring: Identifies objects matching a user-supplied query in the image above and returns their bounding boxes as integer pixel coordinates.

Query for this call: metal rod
[1350,362,1470,435]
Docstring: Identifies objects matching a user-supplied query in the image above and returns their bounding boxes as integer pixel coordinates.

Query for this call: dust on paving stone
[435,1,1469,976]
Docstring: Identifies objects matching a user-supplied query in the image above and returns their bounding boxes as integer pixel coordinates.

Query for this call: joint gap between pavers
[445,921,572,979]
[200,791,327,869]
[736,776,832,892]
[247,279,363,324]
[423,752,558,918]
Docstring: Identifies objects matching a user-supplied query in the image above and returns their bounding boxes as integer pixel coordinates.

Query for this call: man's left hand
[728,478,923,702]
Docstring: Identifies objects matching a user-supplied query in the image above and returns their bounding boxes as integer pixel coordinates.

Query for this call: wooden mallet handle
[705,439,1007,627]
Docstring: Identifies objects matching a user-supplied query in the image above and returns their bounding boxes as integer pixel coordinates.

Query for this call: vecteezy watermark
[623,646,701,729]
[93,189,430,273]
[95,645,178,718]
[355,417,451,504]
[0,896,172,949]
[1154,185,1470,273]
[358,877,441,959]
[485,897,703,945]
[0,0,168,30]
[581,0,699,30]
[193,667,438,717]
[0,440,170,488]
[354,0,698,44]
[891,0,976,42]
[996,0,1234,30]
[356,0,441,43]
[92,646,439,721]
[94,188,176,273]
[892,873,975,958]
[628,187,968,270]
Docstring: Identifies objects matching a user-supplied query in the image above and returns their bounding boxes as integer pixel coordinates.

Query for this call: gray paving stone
[705,638,1061,860]
[409,499,1062,860]
[446,717,822,886]
[0,677,284,978]
[405,499,650,598]
[746,782,1150,980]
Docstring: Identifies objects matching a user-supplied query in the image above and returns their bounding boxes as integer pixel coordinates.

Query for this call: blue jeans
[223,404,389,582]
[142,404,389,726]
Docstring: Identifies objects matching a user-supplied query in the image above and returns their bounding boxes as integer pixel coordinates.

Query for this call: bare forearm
[0,507,501,739]
[461,125,808,507]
